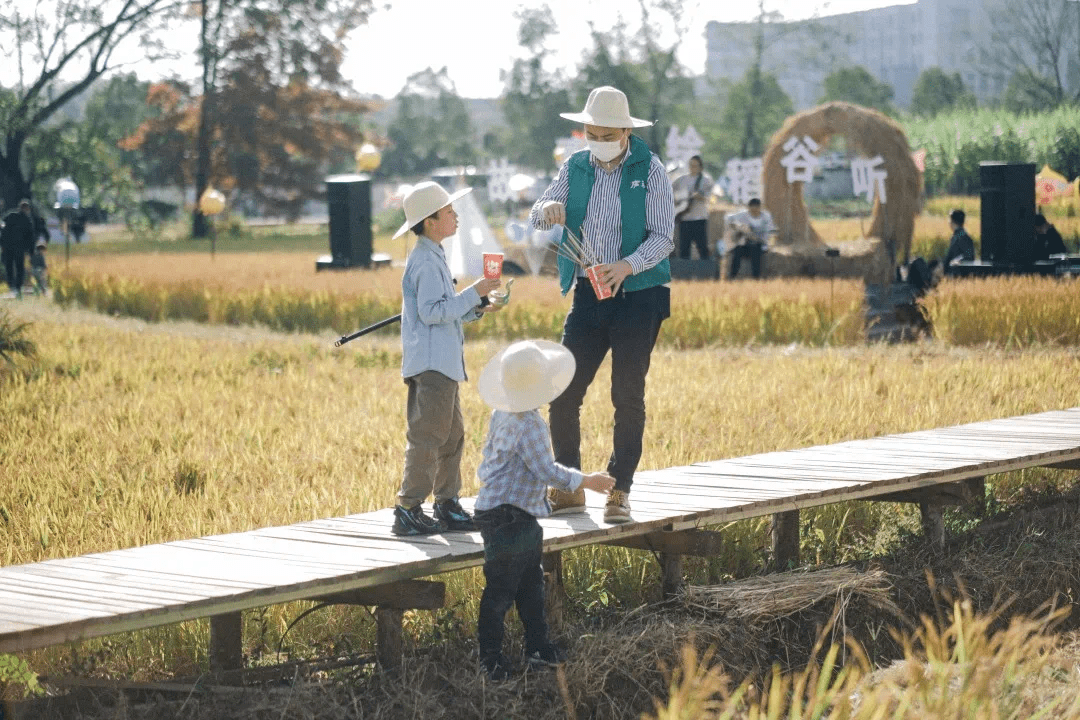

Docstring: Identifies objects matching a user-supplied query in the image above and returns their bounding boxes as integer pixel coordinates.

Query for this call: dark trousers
[728,242,764,279]
[549,283,669,493]
[475,505,548,658]
[3,249,26,292]
[678,220,709,259]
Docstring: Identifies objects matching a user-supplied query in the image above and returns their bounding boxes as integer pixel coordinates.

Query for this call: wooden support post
[964,476,985,516]
[543,551,564,633]
[660,551,683,599]
[375,608,403,672]
[771,510,800,572]
[209,612,243,676]
[920,502,945,549]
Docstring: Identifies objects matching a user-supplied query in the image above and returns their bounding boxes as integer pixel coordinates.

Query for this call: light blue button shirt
[400,236,483,382]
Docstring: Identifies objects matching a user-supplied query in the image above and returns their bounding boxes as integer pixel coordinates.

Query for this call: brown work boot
[604,489,632,524]
[548,487,586,515]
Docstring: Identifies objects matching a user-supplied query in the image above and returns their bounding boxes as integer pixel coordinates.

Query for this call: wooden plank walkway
[2,407,1079,655]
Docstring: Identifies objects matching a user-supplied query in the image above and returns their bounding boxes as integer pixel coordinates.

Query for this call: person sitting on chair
[1034,213,1068,261]
[944,209,975,266]
[724,198,775,279]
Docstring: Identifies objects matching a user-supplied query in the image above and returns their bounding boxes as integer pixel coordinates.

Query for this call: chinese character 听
[850,155,888,204]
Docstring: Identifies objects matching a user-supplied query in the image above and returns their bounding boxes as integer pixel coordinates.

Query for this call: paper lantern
[199,187,226,215]
[355,143,382,173]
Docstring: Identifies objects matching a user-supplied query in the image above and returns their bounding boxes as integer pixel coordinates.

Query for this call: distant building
[705,0,1003,110]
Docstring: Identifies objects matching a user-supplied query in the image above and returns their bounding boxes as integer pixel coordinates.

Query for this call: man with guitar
[725,198,776,279]
[671,155,714,259]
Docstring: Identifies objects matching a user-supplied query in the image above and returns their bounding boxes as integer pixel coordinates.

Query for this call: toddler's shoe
[433,496,474,531]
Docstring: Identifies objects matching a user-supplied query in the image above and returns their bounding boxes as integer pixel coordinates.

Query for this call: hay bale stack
[761,102,922,284]
[762,237,893,280]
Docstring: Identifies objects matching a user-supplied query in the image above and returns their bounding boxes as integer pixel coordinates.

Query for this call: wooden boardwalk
[2,407,1080,658]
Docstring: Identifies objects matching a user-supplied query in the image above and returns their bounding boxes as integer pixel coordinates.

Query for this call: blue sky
[342,0,916,98]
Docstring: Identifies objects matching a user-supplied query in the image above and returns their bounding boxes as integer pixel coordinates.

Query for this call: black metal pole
[333,314,402,347]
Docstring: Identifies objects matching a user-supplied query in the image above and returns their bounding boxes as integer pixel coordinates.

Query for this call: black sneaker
[480,652,513,681]
[433,497,475,531]
[391,504,443,536]
[525,644,566,669]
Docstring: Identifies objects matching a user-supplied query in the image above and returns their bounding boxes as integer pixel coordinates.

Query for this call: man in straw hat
[529,85,674,524]
[474,339,615,678]
[391,181,503,537]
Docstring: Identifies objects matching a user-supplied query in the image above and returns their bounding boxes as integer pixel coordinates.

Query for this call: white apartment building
[705,0,1001,110]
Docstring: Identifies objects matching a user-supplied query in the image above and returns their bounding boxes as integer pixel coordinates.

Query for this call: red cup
[585,265,613,300]
[483,252,504,279]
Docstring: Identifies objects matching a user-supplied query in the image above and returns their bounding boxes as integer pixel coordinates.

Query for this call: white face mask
[587,138,624,163]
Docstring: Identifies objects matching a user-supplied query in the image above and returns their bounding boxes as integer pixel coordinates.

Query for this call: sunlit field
[2,304,1080,683]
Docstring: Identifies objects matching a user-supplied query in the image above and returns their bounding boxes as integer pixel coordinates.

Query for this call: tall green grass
[905,106,1080,195]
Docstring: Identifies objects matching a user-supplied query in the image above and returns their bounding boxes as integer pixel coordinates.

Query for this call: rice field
[2,301,1080,684]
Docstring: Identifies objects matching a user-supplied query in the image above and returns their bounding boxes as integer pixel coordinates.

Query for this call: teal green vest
[559,134,671,296]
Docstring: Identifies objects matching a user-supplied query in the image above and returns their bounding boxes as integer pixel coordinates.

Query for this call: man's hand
[472,277,502,297]
[596,260,633,295]
[541,201,566,226]
[479,301,503,313]
[580,472,615,494]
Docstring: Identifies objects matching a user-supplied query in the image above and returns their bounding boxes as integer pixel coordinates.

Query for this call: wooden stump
[771,510,800,571]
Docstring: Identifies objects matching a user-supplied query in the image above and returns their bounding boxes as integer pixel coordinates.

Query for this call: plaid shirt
[475,409,583,517]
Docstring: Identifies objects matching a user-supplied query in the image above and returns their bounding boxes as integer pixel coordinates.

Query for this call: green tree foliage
[983,0,1078,109]
[911,67,976,118]
[1002,71,1067,113]
[501,6,571,171]
[820,66,895,115]
[379,67,476,178]
[123,2,372,222]
[0,0,180,211]
[571,0,694,153]
[698,70,793,165]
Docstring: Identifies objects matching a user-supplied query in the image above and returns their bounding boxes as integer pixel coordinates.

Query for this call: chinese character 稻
[724,157,763,206]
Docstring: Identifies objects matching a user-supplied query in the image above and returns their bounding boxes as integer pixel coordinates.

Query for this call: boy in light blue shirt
[392,182,502,536]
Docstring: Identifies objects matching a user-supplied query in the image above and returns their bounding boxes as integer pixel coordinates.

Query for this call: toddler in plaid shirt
[474,339,614,679]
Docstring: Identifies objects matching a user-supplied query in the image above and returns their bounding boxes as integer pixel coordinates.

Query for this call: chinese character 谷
[779,136,821,185]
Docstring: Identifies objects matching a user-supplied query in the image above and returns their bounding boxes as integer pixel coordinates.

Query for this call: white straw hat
[560,86,652,128]
[478,340,576,413]
[393,181,472,239]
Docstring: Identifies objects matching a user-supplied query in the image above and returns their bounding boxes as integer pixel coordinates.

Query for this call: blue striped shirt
[529,143,675,276]
[475,409,583,518]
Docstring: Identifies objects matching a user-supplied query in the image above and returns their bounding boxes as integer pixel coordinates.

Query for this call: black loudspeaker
[326,174,372,267]
[979,162,1035,265]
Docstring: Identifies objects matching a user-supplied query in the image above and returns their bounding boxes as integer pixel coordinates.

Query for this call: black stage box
[324,174,372,268]
[979,162,1035,266]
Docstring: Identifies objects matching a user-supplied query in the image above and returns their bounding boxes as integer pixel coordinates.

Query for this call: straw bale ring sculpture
[761,102,922,284]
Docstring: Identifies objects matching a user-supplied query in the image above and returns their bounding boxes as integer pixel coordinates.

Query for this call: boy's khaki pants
[398,370,464,509]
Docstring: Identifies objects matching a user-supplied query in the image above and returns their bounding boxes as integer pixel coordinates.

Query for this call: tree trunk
[1,135,32,211]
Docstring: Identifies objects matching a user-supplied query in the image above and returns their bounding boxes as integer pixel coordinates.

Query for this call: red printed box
[585,265,613,300]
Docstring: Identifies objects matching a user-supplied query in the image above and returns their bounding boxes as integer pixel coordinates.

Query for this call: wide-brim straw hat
[560,86,653,128]
[478,339,576,413]
[393,181,472,239]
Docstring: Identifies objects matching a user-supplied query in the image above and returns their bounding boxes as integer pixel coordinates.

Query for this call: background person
[1,200,36,298]
[30,239,48,296]
[671,155,714,259]
[1034,213,1068,260]
[725,198,775,279]
[392,181,502,537]
[944,208,975,266]
[530,85,674,525]
[473,339,615,679]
